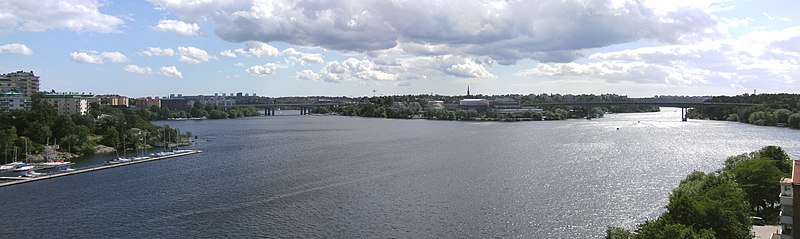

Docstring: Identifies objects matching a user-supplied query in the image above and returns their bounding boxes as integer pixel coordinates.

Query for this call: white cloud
[516,26,800,90]
[232,42,280,58]
[283,48,324,66]
[70,50,128,64]
[160,66,183,78]
[142,47,175,57]
[1,0,123,33]
[302,58,399,83]
[154,19,202,36]
[149,0,720,63]
[233,62,244,67]
[0,43,32,55]
[219,50,236,58]
[177,46,212,64]
[246,62,285,76]
[100,52,128,63]
[124,65,153,75]
[295,70,321,81]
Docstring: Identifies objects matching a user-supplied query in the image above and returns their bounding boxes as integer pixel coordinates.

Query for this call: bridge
[524,102,761,121]
[225,102,347,115]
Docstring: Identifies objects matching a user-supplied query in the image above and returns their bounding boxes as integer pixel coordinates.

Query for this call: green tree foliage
[662,171,751,239]
[727,158,782,216]
[634,218,716,239]
[604,227,633,239]
[690,93,800,127]
[789,113,800,129]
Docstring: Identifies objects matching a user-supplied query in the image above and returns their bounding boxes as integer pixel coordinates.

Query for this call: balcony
[781,215,793,225]
[781,195,793,206]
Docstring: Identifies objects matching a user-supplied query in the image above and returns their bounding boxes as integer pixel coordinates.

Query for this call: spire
[467,85,471,96]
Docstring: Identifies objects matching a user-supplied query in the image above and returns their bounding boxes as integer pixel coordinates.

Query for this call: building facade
[1,71,40,96]
[130,97,161,108]
[0,91,31,112]
[778,160,800,239]
[97,94,129,107]
[40,92,97,115]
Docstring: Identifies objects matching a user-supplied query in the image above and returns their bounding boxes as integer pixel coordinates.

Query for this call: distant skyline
[0,0,798,98]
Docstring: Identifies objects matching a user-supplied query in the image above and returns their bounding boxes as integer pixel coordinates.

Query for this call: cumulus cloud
[219,50,236,58]
[124,65,153,75]
[149,0,720,63]
[246,62,285,76]
[154,19,202,36]
[231,42,280,58]
[298,58,398,82]
[516,26,800,90]
[177,46,212,64]
[1,0,123,33]
[160,66,183,78]
[283,48,323,65]
[0,43,33,55]
[142,47,175,57]
[295,70,321,81]
[70,50,128,64]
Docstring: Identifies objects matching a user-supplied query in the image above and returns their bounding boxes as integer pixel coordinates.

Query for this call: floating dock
[0,149,202,188]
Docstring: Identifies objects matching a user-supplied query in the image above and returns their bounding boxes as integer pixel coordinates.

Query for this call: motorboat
[13,164,35,172]
[0,162,26,171]
[20,170,42,178]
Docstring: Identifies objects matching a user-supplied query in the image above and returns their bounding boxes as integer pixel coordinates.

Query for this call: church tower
[467,85,471,97]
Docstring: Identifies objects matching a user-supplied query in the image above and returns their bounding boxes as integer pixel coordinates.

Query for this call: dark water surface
[1,108,799,238]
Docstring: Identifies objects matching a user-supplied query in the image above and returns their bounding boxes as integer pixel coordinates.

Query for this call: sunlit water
[1,108,798,238]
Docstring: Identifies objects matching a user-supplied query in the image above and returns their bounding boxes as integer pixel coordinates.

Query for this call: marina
[0,149,202,188]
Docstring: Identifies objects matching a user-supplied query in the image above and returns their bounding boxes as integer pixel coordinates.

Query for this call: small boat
[0,162,26,171]
[20,170,42,178]
[59,167,76,172]
[13,164,35,172]
[40,160,73,168]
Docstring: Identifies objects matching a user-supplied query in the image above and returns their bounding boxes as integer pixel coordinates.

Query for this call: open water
[1,108,799,238]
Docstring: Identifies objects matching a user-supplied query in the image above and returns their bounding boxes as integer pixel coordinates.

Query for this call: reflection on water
[0,108,798,238]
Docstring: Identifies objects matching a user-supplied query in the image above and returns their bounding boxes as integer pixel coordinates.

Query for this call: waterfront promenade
[0,149,202,188]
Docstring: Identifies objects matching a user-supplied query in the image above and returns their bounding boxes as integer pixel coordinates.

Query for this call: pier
[0,149,202,188]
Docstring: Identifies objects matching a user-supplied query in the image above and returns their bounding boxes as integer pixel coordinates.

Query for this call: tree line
[689,93,800,128]
[315,94,658,121]
[606,146,791,239]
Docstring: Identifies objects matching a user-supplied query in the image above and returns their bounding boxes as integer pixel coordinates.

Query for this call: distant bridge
[226,102,349,115]
[525,102,762,121]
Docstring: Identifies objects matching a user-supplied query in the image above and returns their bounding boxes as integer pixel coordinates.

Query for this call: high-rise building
[0,70,40,96]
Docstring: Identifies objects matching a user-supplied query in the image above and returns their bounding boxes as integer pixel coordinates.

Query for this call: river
[1,108,798,238]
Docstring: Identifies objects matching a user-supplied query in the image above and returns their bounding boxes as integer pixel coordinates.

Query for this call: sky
[0,0,798,98]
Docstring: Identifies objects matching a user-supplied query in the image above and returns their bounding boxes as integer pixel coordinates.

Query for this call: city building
[0,70,40,96]
[40,92,97,115]
[97,94,129,107]
[161,98,190,111]
[492,97,520,108]
[426,100,445,110]
[778,160,800,239]
[0,91,31,112]
[130,97,161,108]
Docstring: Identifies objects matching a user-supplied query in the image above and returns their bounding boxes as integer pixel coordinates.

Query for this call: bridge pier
[681,107,688,122]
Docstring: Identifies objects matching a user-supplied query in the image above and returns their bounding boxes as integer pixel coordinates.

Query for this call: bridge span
[227,102,347,115]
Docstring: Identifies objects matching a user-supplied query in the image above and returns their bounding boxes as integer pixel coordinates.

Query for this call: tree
[774,109,792,124]
[789,113,800,129]
[604,227,632,239]
[662,171,751,239]
[100,128,120,148]
[727,158,783,216]
[634,218,716,239]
